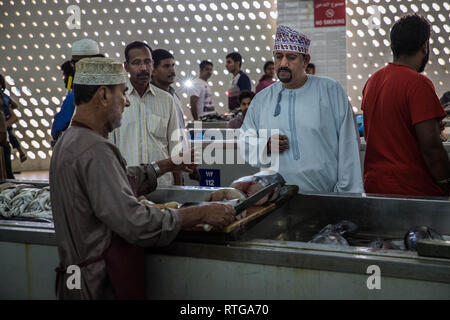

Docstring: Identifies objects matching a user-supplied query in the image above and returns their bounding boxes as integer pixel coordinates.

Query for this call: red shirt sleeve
[408,76,446,125]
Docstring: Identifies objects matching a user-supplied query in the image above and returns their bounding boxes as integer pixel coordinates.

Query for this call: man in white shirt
[110,41,183,186]
[189,60,215,121]
[225,52,252,112]
[151,49,187,129]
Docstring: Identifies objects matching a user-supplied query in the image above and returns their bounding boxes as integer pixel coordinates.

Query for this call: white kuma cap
[71,39,100,56]
[73,57,128,85]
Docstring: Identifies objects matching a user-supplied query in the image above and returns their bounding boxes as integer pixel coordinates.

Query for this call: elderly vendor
[239,25,363,193]
[50,57,236,300]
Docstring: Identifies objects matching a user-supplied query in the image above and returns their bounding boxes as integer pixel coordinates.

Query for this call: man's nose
[279,56,289,67]
[125,96,130,107]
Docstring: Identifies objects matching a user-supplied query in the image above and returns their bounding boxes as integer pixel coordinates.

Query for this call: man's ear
[95,86,109,108]
[422,41,429,55]
[304,54,311,66]
[124,61,129,73]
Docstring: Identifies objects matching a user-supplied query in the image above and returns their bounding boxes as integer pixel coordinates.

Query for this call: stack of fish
[308,221,358,246]
[307,220,445,252]
[0,183,52,220]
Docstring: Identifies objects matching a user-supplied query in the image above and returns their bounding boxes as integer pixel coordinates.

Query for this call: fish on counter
[137,197,180,210]
[404,226,443,251]
[367,239,403,250]
[317,220,358,236]
[308,220,359,246]
[0,183,52,219]
[230,171,285,206]
[309,233,350,246]
[206,171,285,209]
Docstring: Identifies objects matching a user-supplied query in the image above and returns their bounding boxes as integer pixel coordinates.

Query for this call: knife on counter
[233,182,280,214]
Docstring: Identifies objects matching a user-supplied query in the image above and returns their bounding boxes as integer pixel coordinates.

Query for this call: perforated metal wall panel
[0,0,278,170]
[346,0,449,110]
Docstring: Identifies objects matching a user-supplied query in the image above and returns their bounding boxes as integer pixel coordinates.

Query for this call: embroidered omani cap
[273,25,311,55]
[72,39,100,56]
[73,57,128,85]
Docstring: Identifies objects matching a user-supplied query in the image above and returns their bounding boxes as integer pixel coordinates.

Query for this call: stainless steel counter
[1,184,450,299]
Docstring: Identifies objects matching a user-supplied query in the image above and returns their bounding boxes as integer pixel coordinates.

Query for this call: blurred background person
[225,52,251,112]
[0,74,26,163]
[189,60,216,121]
[255,61,275,93]
[306,63,316,75]
[151,49,186,129]
[51,39,101,144]
[439,91,450,141]
[227,90,255,129]
[440,91,450,114]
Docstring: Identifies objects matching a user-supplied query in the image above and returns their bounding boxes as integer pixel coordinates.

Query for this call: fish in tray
[367,239,403,250]
[0,182,17,192]
[308,220,359,246]
[404,226,443,251]
[20,210,53,221]
[25,189,51,213]
[8,188,41,217]
[0,185,49,218]
[205,171,285,210]
[138,197,181,210]
[309,233,350,246]
[317,220,358,236]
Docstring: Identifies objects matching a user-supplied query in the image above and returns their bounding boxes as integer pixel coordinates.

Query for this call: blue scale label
[199,169,220,187]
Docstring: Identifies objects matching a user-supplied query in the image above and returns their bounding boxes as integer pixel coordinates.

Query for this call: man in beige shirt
[50,57,235,299]
[110,41,184,185]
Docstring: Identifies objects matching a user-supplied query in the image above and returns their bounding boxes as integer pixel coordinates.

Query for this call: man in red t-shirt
[362,14,449,197]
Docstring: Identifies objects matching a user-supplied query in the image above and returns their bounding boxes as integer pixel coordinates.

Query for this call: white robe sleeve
[238,97,273,169]
[332,83,364,193]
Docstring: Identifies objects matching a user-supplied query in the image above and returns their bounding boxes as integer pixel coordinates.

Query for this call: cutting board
[188,202,277,233]
[185,185,299,234]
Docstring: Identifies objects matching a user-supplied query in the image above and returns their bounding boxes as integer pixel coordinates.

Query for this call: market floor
[14,170,49,181]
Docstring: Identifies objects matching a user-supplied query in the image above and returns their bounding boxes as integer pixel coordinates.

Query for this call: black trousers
[3,143,15,179]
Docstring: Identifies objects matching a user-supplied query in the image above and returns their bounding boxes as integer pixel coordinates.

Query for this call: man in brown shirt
[50,57,236,299]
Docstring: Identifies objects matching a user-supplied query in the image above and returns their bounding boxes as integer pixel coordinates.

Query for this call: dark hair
[199,60,213,70]
[441,91,450,106]
[260,61,274,81]
[73,84,117,105]
[264,61,274,71]
[226,52,242,67]
[307,63,315,70]
[238,90,255,104]
[124,41,153,62]
[61,60,75,88]
[152,49,174,68]
[390,14,431,58]
[0,74,5,91]
[61,60,75,77]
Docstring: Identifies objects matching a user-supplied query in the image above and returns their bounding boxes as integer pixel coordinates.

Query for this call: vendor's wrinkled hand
[200,202,236,229]
[267,134,289,154]
[157,147,200,174]
[170,147,201,173]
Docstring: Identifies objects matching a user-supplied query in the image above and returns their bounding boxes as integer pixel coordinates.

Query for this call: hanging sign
[314,0,346,28]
